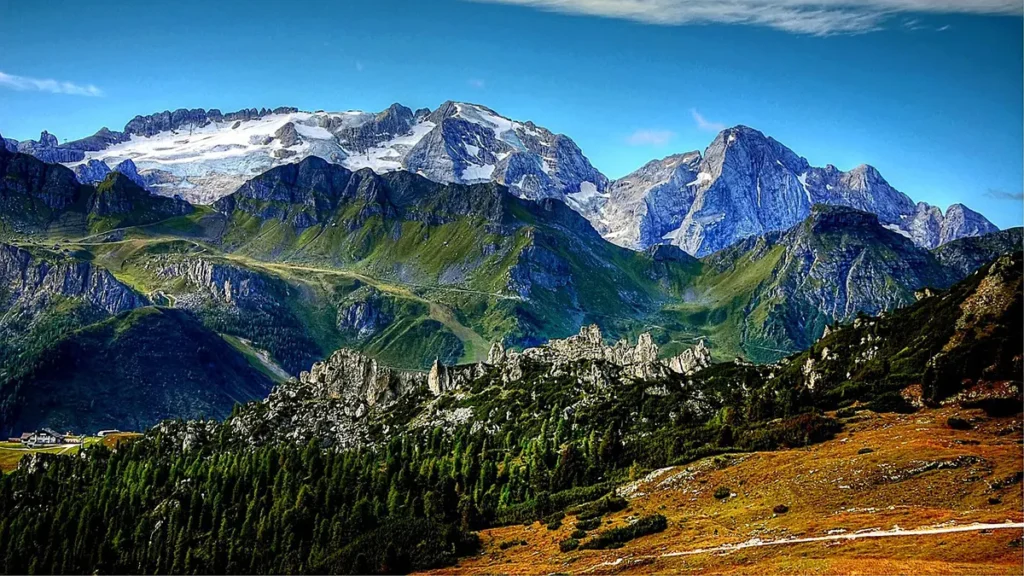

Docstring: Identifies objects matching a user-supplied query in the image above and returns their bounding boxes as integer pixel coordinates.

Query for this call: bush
[571,529,587,539]
[579,515,667,550]
[570,495,627,521]
[546,519,562,531]
[558,538,580,553]
[713,486,731,500]
[835,407,857,419]
[947,416,973,430]
[498,539,527,550]
[575,518,602,531]
[868,392,917,414]
[857,447,874,454]
[773,504,789,514]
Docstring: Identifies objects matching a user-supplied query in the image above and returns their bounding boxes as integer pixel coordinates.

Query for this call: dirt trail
[661,522,1024,558]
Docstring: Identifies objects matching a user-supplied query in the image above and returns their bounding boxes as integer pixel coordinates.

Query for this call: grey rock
[0,243,148,316]
[74,159,112,184]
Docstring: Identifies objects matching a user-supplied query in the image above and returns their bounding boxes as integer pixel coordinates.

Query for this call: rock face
[0,243,147,316]
[73,159,111,184]
[112,159,148,190]
[154,257,270,306]
[486,324,713,385]
[588,126,997,255]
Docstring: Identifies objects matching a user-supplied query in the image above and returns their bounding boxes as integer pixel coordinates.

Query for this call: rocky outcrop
[112,159,147,190]
[0,243,147,316]
[90,173,192,220]
[428,358,484,395]
[154,257,270,307]
[74,159,111,184]
[338,103,415,151]
[336,288,393,340]
[15,131,86,164]
[485,325,713,385]
[274,122,301,147]
[228,325,715,446]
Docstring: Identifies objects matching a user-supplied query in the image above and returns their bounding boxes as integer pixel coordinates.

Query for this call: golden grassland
[423,406,1023,575]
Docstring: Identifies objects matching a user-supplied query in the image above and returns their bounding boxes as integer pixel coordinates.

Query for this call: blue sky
[1,0,1021,228]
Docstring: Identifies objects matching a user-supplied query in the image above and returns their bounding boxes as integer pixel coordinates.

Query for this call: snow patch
[461,163,495,182]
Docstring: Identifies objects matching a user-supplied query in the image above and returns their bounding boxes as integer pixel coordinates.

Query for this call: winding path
[661,522,1024,558]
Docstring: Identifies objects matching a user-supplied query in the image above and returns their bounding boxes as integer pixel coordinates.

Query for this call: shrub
[857,447,874,454]
[947,416,973,430]
[575,518,601,531]
[713,486,731,500]
[579,515,668,550]
[559,538,580,553]
[773,504,789,514]
[868,392,917,414]
[835,407,857,419]
[498,539,527,550]
[571,529,587,539]
[546,519,562,531]
[571,495,627,521]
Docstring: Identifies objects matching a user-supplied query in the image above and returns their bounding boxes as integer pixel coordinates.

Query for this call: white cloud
[691,109,725,132]
[626,129,675,146]
[355,61,365,72]
[468,78,487,89]
[0,71,103,97]
[468,1,1021,35]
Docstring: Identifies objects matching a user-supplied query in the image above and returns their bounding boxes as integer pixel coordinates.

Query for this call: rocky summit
[587,126,999,255]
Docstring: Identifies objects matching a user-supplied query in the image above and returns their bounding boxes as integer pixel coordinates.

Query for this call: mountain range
[4,102,998,255]
[0,132,1019,433]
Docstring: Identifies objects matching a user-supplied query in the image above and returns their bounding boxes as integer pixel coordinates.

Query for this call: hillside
[434,405,1023,575]
[0,145,192,237]
[0,306,274,436]
[0,250,1017,574]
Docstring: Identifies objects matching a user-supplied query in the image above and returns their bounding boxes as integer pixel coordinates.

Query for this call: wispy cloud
[0,71,103,97]
[468,1,1022,35]
[985,188,1024,201]
[691,109,725,133]
[468,78,487,89]
[626,129,675,146]
[355,61,365,72]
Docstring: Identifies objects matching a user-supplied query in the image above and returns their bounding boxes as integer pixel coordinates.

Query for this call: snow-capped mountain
[10,107,996,253]
[588,126,998,255]
[19,102,606,206]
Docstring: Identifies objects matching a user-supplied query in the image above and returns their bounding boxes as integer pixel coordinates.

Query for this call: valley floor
[422,406,1024,575]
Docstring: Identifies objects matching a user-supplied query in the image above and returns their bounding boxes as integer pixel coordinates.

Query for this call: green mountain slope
[0,146,191,237]
[212,157,701,351]
[0,249,1017,575]
[665,205,959,362]
[0,306,274,436]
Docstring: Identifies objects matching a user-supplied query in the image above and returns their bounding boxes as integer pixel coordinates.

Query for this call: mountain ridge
[4,105,999,254]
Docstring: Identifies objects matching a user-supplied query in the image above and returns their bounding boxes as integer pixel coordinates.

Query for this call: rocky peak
[39,131,59,148]
[74,159,112,184]
[940,203,999,246]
